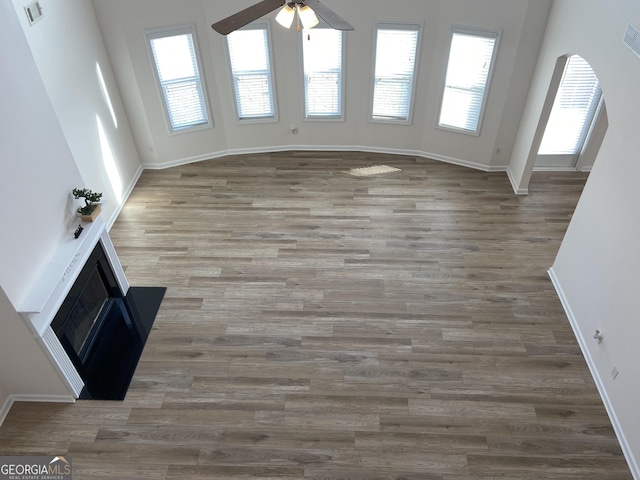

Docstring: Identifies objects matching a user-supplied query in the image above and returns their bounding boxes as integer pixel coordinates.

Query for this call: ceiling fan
[211,0,354,35]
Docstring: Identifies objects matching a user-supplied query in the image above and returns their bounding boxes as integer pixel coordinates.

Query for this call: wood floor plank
[94,425,226,446]
[0,152,631,479]
[223,427,355,449]
[166,465,304,479]
[197,446,332,467]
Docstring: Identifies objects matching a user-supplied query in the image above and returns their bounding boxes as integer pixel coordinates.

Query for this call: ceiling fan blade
[304,0,354,31]
[211,0,284,35]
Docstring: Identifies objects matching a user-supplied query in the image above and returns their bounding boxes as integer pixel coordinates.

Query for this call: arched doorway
[535,55,607,171]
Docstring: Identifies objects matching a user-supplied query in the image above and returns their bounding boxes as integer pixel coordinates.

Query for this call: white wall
[92,0,551,171]
[0,0,85,308]
[0,0,85,407]
[419,0,552,169]
[12,0,143,226]
[92,0,230,167]
[0,287,69,399]
[512,0,640,474]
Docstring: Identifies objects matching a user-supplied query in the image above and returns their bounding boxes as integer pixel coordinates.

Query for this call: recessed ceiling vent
[623,23,640,59]
[24,1,43,26]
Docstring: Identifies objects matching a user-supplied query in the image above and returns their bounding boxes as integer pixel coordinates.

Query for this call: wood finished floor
[0,151,632,479]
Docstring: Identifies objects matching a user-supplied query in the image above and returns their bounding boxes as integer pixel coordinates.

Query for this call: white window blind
[372,24,421,122]
[538,56,602,155]
[227,26,276,120]
[302,27,343,119]
[439,28,499,134]
[147,28,210,132]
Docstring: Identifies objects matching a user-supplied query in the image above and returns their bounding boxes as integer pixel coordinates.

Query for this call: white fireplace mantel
[17,216,129,398]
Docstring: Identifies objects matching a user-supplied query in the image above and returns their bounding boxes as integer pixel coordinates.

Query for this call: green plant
[72,188,103,215]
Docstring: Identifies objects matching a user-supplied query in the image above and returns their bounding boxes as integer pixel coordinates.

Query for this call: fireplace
[18,217,165,401]
[51,242,143,400]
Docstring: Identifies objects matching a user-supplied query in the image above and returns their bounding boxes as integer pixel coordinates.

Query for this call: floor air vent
[624,23,640,59]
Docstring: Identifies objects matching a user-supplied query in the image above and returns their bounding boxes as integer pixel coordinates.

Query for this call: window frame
[299,24,346,121]
[370,22,423,125]
[145,24,213,135]
[437,25,501,136]
[224,22,278,124]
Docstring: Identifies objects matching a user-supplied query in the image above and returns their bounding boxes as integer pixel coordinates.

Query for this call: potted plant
[73,188,103,222]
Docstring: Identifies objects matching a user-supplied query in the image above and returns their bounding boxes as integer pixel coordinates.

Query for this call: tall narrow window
[146,26,211,133]
[302,27,344,119]
[438,27,500,135]
[226,24,277,121]
[371,23,421,123]
[538,55,601,156]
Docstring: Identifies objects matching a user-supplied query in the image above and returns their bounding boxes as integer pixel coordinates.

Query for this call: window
[146,26,211,133]
[538,55,602,155]
[302,27,344,119]
[226,24,277,122]
[438,26,500,135]
[371,23,421,123]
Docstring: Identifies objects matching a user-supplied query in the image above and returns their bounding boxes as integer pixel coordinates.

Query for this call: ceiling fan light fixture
[211,0,353,36]
[275,4,295,28]
[297,4,319,29]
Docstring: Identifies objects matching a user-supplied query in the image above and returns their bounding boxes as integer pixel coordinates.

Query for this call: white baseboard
[548,267,639,479]
[0,395,12,426]
[533,165,592,173]
[142,144,508,175]
[506,166,529,195]
[0,394,75,426]
[533,166,579,172]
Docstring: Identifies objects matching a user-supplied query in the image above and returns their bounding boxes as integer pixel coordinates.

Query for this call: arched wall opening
[535,55,607,172]
[516,54,607,189]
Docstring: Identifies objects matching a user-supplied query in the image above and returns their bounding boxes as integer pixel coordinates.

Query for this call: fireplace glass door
[61,267,111,360]
[51,242,125,378]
